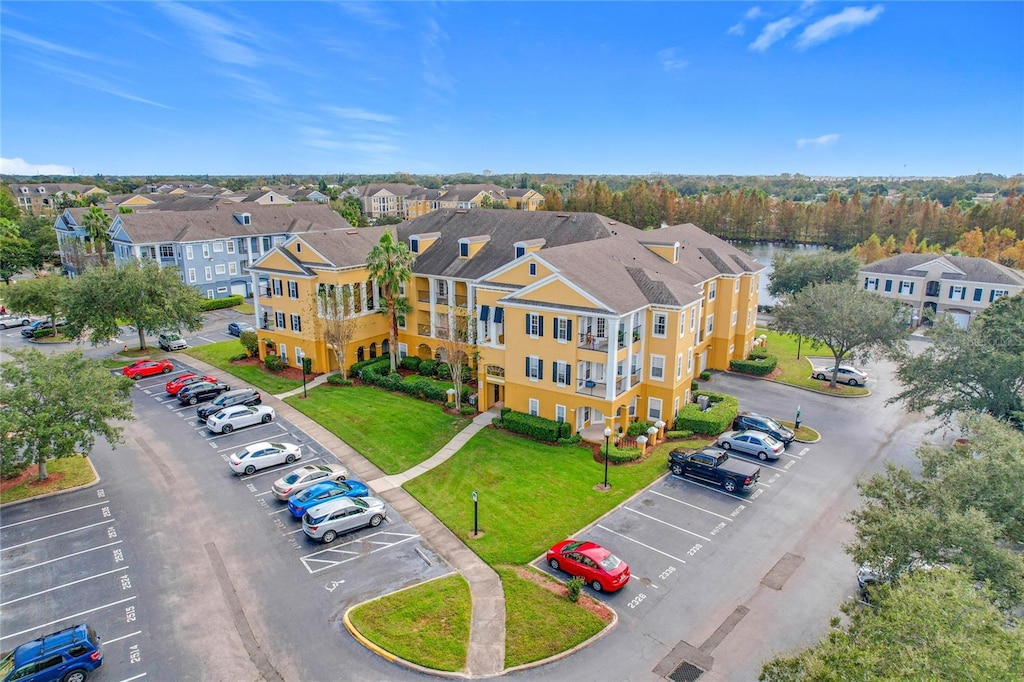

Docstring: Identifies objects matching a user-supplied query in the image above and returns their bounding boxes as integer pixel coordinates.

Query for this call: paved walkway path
[184,356,506,676]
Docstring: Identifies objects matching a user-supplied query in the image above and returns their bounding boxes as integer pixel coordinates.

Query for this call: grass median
[284,385,472,474]
[1,456,96,505]
[755,328,869,396]
[185,341,304,394]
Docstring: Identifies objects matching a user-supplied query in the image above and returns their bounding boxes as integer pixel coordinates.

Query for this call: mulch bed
[230,356,322,383]
[0,465,63,491]
[511,566,614,622]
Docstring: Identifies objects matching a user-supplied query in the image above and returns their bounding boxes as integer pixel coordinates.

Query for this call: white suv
[158,332,188,351]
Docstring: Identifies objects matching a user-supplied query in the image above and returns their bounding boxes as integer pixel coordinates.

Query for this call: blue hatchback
[1,623,102,682]
[287,480,369,518]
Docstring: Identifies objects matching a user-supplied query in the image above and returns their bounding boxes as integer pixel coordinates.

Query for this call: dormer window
[37,187,47,194]
[20,187,28,194]
[234,212,252,225]
[515,245,525,258]
[410,237,419,253]
[459,241,469,257]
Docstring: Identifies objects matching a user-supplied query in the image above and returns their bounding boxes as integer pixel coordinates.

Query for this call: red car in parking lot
[546,539,630,592]
[165,373,218,395]
[122,359,174,380]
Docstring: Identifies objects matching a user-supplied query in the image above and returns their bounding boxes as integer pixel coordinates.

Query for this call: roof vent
[609,221,617,225]
[347,230,358,235]
[455,209,468,213]
[556,213,569,218]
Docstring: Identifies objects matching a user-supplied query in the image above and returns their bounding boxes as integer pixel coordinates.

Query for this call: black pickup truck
[668,446,761,493]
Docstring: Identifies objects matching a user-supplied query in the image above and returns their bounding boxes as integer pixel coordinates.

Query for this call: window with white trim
[187,268,196,283]
[652,312,667,337]
[676,354,683,379]
[226,241,235,254]
[526,356,542,380]
[290,314,302,332]
[528,399,539,416]
[950,285,966,300]
[680,311,686,337]
[648,397,663,422]
[690,308,696,332]
[649,355,665,381]
[275,311,285,328]
[217,286,228,294]
[555,405,566,423]
[186,245,193,260]
[159,244,174,258]
[708,281,716,300]
[687,348,693,373]
[864,277,879,290]
[228,262,238,275]
[202,244,211,259]
[554,317,571,342]
[898,280,914,295]
[288,281,299,299]
[213,241,224,253]
[553,361,570,385]
[529,263,537,276]
[204,266,212,281]
[629,396,637,418]
[734,278,740,292]
[527,313,543,337]
[272,279,283,296]
[673,397,680,422]
[706,314,714,335]
[212,264,224,275]
[990,289,1008,302]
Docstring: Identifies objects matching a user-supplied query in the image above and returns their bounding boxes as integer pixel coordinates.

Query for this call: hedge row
[729,354,778,376]
[496,407,572,443]
[675,391,739,435]
[359,361,471,405]
[199,295,243,311]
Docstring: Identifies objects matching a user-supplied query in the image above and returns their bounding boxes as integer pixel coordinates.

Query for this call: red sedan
[122,359,175,380]
[165,373,218,395]
[546,539,630,592]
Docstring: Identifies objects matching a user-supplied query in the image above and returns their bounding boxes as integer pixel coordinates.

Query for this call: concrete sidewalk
[184,356,506,676]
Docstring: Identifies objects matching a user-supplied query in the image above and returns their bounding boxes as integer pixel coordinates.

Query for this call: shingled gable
[655,223,764,280]
[111,201,351,244]
[861,253,1024,286]
[250,225,390,273]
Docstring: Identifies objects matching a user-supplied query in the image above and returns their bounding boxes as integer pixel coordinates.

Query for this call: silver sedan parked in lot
[717,429,785,461]
[302,496,388,543]
[272,463,350,501]
[811,364,869,386]
[229,441,301,475]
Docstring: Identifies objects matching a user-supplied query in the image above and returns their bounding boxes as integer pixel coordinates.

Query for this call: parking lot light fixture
[603,426,612,489]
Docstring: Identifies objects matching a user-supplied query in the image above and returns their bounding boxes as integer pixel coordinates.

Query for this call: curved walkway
[184,357,506,677]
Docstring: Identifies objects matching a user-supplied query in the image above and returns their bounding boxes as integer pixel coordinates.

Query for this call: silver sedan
[272,463,350,501]
[302,496,388,543]
[717,429,785,461]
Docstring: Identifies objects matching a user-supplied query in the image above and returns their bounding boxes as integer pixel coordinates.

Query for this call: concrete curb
[0,457,101,508]
[503,606,619,675]
[718,369,872,399]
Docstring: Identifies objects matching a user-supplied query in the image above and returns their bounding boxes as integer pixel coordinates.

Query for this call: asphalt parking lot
[535,435,812,622]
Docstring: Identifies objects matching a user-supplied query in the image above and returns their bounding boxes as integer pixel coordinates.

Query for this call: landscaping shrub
[566,576,584,603]
[665,429,694,440]
[199,295,243,311]
[229,352,249,361]
[557,434,583,447]
[419,359,438,376]
[491,416,504,427]
[327,373,352,385]
[239,330,259,357]
[350,356,390,378]
[606,443,642,463]
[626,420,654,437]
[264,354,284,371]
[32,328,55,338]
[699,370,712,381]
[675,391,738,435]
[400,356,422,371]
[499,410,571,443]
[458,405,476,416]
[749,347,770,360]
[691,380,699,392]
[729,353,778,376]
[436,363,452,380]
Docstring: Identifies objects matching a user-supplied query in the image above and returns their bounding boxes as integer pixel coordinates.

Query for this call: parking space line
[268,508,291,516]
[1,519,114,552]
[649,490,734,521]
[1,566,130,607]
[240,458,321,481]
[216,437,288,454]
[0,501,109,530]
[595,525,687,564]
[0,541,123,578]
[255,491,274,497]
[669,474,757,501]
[103,631,142,645]
[197,335,218,343]
[300,531,419,574]
[623,507,712,542]
[116,673,148,682]
[0,596,137,642]
[204,423,286,441]
[283,528,305,535]
[757,462,789,473]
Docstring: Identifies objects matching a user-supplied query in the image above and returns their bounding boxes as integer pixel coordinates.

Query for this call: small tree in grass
[239,330,259,357]
[437,303,475,411]
[313,283,359,379]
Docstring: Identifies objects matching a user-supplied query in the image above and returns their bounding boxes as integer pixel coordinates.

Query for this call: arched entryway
[369,342,377,359]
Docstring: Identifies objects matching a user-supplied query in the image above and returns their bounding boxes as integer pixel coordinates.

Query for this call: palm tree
[82,207,111,266]
[365,230,414,372]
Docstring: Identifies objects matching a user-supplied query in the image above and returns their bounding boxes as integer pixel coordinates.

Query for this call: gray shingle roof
[860,253,1024,286]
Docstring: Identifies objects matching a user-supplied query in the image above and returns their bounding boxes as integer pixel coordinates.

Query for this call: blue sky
[2,2,1021,178]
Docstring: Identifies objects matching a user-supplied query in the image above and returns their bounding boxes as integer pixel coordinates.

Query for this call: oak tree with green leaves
[62,260,204,349]
[889,292,1024,427]
[0,349,134,480]
[767,249,861,298]
[0,274,70,329]
[769,283,909,387]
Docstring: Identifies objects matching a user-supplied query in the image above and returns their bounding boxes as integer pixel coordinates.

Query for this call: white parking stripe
[197,335,217,343]
[1,519,114,552]
[117,673,148,682]
[0,596,137,641]
[755,461,789,473]
[668,474,754,501]
[267,508,291,516]
[0,541,123,578]
[624,507,712,542]
[649,490,734,521]
[204,422,285,441]
[0,501,109,530]
[1,566,130,607]
[216,437,287,454]
[595,525,688,564]
[103,631,142,645]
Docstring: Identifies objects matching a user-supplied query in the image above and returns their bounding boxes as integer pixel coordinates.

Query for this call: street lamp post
[603,426,612,489]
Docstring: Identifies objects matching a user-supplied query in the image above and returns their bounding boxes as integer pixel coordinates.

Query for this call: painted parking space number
[659,566,676,580]
[628,593,647,609]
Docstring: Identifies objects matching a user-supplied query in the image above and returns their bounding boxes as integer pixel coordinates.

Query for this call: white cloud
[727,22,745,36]
[156,1,261,67]
[1,28,115,64]
[745,6,765,20]
[727,6,764,37]
[336,2,398,30]
[749,16,802,52]
[1,157,76,175]
[658,48,689,71]
[324,106,398,124]
[44,63,171,109]
[797,133,840,148]
[796,5,884,50]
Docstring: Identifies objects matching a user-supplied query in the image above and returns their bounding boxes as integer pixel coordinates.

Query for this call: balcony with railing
[417,323,431,336]
[416,288,430,303]
[576,379,607,396]
[578,332,609,352]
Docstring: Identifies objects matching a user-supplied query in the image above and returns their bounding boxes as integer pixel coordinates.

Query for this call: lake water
[734,242,828,305]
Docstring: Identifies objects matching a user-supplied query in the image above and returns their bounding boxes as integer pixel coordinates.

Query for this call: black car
[20,318,66,338]
[177,382,232,405]
[732,411,795,446]
[196,387,262,420]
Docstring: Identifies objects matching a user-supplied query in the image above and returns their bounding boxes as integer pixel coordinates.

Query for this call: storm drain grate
[667,661,705,682]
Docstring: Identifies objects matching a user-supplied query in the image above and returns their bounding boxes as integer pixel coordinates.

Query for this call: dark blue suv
[0,624,102,682]
[732,411,795,446]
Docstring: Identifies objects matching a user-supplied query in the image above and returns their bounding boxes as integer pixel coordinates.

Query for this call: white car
[229,441,301,475]
[811,364,869,386]
[0,313,32,329]
[272,463,350,501]
[207,405,275,434]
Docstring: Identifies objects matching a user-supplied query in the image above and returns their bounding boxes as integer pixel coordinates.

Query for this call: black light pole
[603,426,612,489]
[301,357,311,398]
[472,490,479,535]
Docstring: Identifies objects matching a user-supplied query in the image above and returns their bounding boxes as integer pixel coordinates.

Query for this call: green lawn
[348,574,470,671]
[1,456,96,504]
[405,428,709,565]
[499,566,608,668]
[755,328,869,396]
[233,303,255,314]
[184,341,304,394]
[284,385,472,474]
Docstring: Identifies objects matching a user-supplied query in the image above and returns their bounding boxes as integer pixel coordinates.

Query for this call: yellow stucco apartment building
[247,209,762,435]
